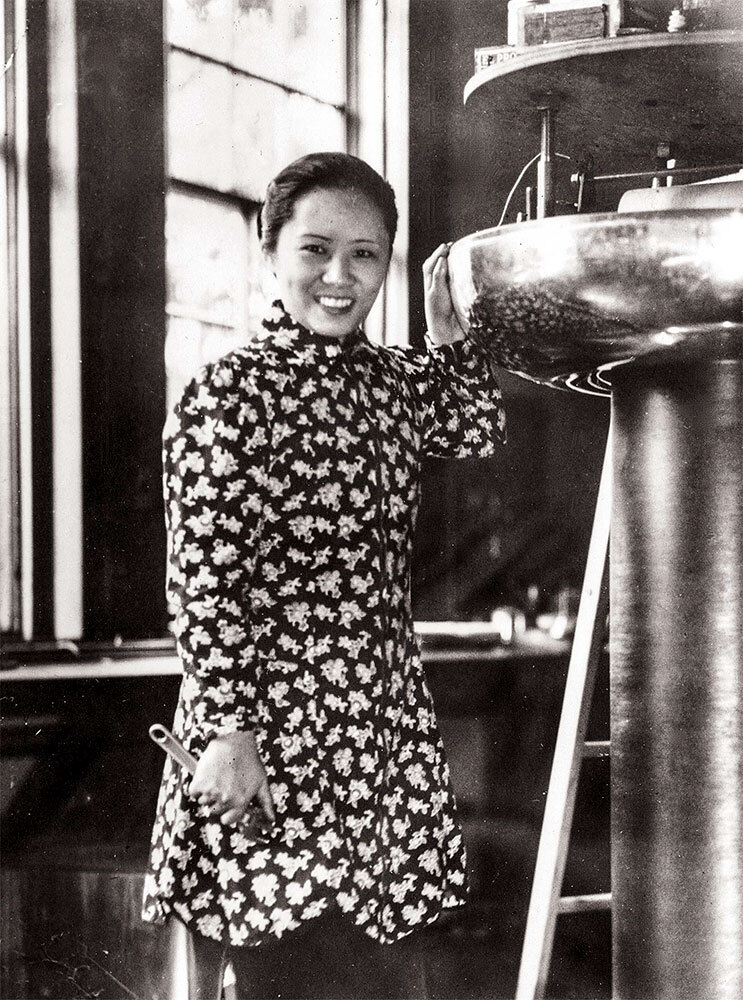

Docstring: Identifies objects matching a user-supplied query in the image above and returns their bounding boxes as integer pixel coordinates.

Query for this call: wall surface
[408,0,609,621]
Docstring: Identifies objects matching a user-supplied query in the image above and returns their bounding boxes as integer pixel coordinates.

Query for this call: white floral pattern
[142,302,506,947]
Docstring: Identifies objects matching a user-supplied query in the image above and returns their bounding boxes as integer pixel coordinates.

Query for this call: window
[2,0,408,646]
[165,0,347,400]
[164,191,262,410]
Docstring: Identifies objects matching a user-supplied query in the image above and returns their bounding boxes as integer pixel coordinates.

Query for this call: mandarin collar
[260,301,371,360]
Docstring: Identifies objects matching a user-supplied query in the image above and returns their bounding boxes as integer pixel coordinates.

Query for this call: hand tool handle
[149,723,199,774]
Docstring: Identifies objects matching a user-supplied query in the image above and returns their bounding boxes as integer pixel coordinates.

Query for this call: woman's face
[265,186,391,339]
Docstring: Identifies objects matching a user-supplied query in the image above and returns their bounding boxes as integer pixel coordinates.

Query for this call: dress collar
[259,301,370,359]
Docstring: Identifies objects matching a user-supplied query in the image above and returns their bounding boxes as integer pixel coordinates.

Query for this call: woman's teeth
[318,296,353,310]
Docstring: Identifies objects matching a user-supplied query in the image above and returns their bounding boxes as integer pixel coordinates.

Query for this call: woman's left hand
[423,243,465,346]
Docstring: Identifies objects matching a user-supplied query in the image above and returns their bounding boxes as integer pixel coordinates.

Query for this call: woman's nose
[322,254,352,284]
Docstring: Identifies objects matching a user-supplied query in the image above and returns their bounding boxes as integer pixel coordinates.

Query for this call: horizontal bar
[571,163,743,185]
[169,43,347,112]
[1,713,64,733]
[558,892,612,914]
[583,740,611,758]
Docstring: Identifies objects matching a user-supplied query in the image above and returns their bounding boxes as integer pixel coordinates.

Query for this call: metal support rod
[570,162,743,186]
[536,105,556,218]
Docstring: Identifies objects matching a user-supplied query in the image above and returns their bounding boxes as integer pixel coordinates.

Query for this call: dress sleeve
[163,355,270,746]
[387,338,507,458]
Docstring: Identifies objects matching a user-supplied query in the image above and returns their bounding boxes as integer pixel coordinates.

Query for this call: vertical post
[48,0,83,639]
[3,0,34,639]
[536,104,556,219]
[76,0,167,638]
[611,360,743,999]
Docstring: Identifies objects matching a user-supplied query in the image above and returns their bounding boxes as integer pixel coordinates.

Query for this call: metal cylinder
[610,360,743,1000]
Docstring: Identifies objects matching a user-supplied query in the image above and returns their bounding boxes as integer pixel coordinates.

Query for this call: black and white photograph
[1,1,742,998]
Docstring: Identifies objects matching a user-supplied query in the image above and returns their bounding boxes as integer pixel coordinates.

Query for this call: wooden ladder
[515,435,613,1000]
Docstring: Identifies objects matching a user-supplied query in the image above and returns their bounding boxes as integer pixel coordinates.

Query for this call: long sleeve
[163,355,270,747]
[386,338,507,459]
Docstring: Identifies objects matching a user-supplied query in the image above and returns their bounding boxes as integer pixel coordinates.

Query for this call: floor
[2,660,612,998]
[1,859,611,1000]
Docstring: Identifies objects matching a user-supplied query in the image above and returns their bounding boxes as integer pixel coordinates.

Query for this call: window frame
[2,0,409,650]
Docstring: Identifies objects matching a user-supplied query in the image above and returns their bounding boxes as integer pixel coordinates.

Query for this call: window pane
[170,54,345,200]
[166,0,232,61]
[166,190,249,326]
[167,51,233,190]
[280,93,346,166]
[165,189,264,403]
[168,0,346,106]
[233,0,345,105]
[165,316,257,410]
[232,74,285,200]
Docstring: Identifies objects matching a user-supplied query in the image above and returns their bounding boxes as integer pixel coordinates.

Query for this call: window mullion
[48,0,83,640]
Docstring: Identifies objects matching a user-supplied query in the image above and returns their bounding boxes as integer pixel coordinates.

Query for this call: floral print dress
[142,301,506,947]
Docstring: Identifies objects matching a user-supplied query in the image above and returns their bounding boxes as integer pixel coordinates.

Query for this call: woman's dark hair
[258,152,398,253]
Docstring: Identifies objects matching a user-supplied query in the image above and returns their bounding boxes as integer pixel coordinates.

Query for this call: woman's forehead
[290,186,388,239]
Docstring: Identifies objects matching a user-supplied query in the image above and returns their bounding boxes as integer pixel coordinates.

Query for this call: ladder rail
[514,435,612,1000]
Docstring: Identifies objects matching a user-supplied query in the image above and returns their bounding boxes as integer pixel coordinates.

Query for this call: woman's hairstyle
[258,152,398,253]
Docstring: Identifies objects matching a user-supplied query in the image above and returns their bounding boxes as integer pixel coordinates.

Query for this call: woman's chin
[307,310,361,340]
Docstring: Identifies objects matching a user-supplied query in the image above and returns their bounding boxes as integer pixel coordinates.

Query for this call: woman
[143,152,506,999]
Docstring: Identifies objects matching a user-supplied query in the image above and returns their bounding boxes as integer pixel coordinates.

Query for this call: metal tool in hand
[148,723,272,842]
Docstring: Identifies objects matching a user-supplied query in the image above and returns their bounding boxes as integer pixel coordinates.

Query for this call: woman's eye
[302,244,325,254]
[355,248,376,259]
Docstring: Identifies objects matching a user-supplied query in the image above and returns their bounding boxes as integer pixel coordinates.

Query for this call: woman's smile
[265,186,391,339]
[317,295,354,311]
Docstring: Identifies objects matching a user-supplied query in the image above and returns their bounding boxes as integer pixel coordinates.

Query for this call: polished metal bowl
[448,209,743,394]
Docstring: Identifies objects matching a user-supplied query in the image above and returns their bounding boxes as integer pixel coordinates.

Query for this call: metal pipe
[571,162,743,186]
[149,723,199,774]
[536,105,555,218]
[610,359,743,1000]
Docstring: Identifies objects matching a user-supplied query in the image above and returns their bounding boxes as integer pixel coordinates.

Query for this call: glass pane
[232,0,345,105]
[167,51,232,190]
[231,75,285,201]
[286,0,345,104]
[230,81,345,200]
[166,0,232,61]
[165,190,265,404]
[166,190,249,327]
[280,94,346,167]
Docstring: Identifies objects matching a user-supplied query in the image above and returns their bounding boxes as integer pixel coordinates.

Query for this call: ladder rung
[558,892,612,915]
[582,740,610,758]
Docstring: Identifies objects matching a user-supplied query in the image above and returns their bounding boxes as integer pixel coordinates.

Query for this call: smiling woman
[264,189,390,339]
[142,152,507,1000]
[268,192,387,334]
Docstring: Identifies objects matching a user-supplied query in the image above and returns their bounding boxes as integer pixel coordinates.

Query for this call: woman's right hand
[189,731,276,828]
